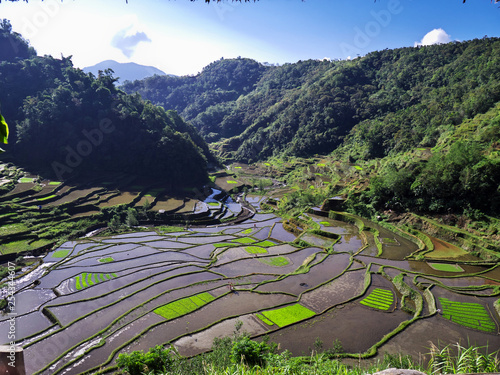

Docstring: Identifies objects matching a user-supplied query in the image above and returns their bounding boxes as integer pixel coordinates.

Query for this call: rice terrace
[0,160,498,375]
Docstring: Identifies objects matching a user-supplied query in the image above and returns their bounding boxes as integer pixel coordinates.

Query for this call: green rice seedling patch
[74,272,116,290]
[256,313,274,326]
[48,181,61,185]
[317,163,326,167]
[19,177,35,183]
[264,163,271,167]
[315,173,324,176]
[254,240,275,248]
[196,292,216,304]
[428,263,464,272]
[207,202,220,207]
[354,165,363,171]
[261,304,315,328]
[439,297,496,332]
[214,242,239,248]
[227,180,238,184]
[319,221,331,226]
[75,275,82,290]
[234,166,242,169]
[241,228,253,234]
[359,288,394,311]
[232,237,257,244]
[258,256,290,267]
[37,194,57,201]
[154,292,215,320]
[98,257,114,263]
[52,250,70,258]
[245,246,268,254]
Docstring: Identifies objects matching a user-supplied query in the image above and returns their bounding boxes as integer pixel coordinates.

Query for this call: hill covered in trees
[122,38,500,216]
[0,20,213,185]
[123,38,500,163]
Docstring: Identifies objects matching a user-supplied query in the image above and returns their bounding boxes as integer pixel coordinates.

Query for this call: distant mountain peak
[83,60,170,84]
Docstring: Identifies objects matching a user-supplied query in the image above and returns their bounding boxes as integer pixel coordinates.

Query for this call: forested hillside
[123,38,500,163]
[0,21,212,185]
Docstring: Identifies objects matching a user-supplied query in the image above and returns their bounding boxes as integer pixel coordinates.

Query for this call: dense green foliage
[123,38,500,165]
[114,335,500,375]
[122,57,268,142]
[356,140,500,215]
[0,19,212,184]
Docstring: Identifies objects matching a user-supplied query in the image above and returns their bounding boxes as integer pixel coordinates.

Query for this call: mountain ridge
[83,60,169,84]
[121,38,500,163]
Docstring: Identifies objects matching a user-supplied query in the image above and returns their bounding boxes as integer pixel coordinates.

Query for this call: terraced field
[0,166,499,374]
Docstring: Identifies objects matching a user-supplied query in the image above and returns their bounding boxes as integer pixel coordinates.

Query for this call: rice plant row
[359,288,394,311]
[75,272,117,290]
[256,313,274,326]
[154,292,215,320]
[439,297,496,333]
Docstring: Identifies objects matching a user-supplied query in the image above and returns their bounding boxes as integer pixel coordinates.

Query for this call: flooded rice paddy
[1,204,498,375]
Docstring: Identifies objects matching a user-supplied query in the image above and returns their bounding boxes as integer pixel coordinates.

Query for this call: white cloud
[414,28,452,47]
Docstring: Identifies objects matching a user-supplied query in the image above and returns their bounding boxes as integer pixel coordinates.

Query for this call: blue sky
[1,0,499,76]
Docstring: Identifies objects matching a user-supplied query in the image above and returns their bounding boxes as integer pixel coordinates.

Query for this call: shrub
[231,336,273,367]
[116,346,173,375]
[116,350,145,375]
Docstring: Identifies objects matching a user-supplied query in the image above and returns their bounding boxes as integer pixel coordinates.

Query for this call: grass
[245,246,268,254]
[254,240,275,248]
[428,263,464,272]
[258,256,290,267]
[98,257,114,263]
[0,240,31,254]
[52,249,70,258]
[154,292,215,320]
[428,342,500,374]
[261,304,315,328]
[439,297,496,332]
[232,237,257,244]
[359,288,394,311]
[75,272,117,290]
[0,223,28,235]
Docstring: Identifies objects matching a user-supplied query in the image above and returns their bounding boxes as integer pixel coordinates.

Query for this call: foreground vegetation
[114,333,500,375]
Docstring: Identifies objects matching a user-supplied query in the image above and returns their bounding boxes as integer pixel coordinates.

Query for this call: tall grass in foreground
[428,342,500,374]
